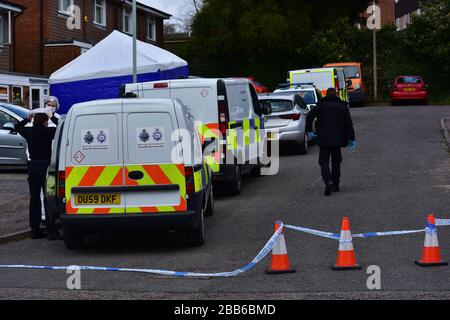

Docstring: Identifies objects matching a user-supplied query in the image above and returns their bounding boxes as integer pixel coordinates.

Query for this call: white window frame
[59,0,74,15]
[0,15,4,45]
[0,85,9,103]
[94,0,106,27]
[147,16,156,41]
[123,9,132,34]
[12,86,23,102]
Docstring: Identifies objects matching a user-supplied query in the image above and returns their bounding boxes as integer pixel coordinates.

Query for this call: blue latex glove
[307,131,318,140]
[348,140,357,150]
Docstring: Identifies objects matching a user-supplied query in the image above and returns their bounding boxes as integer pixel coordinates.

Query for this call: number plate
[404,88,416,92]
[75,194,121,206]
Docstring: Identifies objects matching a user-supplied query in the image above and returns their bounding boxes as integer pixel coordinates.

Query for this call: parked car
[390,76,429,105]
[273,84,323,108]
[245,77,269,94]
[0,104,28,165]
[258,93,312,155]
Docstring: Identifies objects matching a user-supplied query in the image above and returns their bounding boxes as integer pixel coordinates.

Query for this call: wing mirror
[261,102,272,116]
[347,79,353,87]
[2,122,16,132]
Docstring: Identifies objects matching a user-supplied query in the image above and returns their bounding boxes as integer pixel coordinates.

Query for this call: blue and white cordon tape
[0,219,448,278]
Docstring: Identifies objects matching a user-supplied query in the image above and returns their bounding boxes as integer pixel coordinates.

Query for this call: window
[59,0,74,15]
[0,16,3,44]
[0,110,19,128]
[123,9,132,34]
[147,17,156,41]
[0,86,8,103]
[94,0,106,26]
[12,86,23,104]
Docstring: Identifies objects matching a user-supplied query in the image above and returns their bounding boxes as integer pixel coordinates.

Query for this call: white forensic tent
[49,30,188,114]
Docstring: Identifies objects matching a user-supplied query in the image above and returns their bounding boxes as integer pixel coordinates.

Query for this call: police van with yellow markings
[45,98,213,249]
[122,78,270,196]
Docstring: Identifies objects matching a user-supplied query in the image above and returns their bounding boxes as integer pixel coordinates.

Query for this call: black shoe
[332,185,340,193]
[324,182,333,196]
[47,230,63,241]
[30,228,46,240]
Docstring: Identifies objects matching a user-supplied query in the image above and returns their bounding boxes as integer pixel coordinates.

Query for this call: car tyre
[63,226,85,250]
[297,134,308,155]
[204,184,214,217]
[185,208,205,246]
[226,164,242,196]
[250,164,262,177]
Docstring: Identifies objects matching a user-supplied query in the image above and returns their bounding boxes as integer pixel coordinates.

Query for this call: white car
[273,84,323,109]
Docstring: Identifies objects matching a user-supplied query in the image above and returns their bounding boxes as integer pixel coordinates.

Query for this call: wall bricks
[11,0,168,77]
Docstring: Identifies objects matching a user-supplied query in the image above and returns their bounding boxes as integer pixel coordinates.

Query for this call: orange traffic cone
[415,214,448,267]
[266,221,296,274]
[332,217,362,271]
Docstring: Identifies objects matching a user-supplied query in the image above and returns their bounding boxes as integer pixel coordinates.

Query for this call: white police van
[122,78,270,195]
[46,98,213,249]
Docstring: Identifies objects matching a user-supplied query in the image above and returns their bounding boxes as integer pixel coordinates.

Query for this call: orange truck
[324,62,366,107]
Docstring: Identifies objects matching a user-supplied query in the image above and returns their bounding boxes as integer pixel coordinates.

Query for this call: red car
[246,77,270,94]
[390,76,428,105]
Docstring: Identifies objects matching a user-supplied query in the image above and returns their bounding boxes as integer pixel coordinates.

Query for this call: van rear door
[65,103,125,215]
[123,101,187,214]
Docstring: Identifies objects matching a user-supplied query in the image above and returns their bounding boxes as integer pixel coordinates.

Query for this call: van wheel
[63,226,85,250]
[227,164,242,195]
[204,184,214,217]
[297,135,308,155]
[250,165,262,177]
[185,209,205,246]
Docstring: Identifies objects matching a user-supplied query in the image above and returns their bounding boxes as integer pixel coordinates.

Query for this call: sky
[138,0,191,24]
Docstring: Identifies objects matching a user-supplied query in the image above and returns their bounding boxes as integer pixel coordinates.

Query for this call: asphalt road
[0,105,450,300]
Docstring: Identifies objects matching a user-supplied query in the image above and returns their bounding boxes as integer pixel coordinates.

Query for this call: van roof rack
[277,82,315,89]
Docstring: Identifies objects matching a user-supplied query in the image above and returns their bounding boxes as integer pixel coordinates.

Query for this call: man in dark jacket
[306,88,356,196]
[15,110,61,240]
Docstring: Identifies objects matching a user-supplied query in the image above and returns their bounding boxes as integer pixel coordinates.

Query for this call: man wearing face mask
[14,97,61,240]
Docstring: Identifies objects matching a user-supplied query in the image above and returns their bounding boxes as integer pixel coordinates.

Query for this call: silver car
[259,93,312,155]
[0,104,29,165]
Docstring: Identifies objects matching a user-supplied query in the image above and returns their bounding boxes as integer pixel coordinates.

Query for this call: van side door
[123,101,187,214]
[65,103,125,215]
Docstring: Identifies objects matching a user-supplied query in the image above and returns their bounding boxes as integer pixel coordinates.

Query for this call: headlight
[355,84,361,90]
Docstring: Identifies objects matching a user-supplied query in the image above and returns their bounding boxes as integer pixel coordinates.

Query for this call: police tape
[0,219,449,278]
[0,222,284,278]
[285,224,429,240]
[436,219,450,226]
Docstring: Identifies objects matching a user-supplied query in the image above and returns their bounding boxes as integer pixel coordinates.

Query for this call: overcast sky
[138,0,191,23]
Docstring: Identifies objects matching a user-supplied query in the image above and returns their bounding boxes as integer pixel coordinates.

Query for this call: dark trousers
[28,160,53,231]
[319,146,343,185]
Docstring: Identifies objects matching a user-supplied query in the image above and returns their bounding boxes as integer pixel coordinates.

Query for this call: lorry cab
[46,98,213,249]
[123,78,268,196]
[324,62,366,107]
[287,68,349,103]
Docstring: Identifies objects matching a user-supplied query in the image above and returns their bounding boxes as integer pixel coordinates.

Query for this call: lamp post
[132,0,137,83]
[372,0,378,100]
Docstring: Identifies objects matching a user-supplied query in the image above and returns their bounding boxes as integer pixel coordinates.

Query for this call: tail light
[184,167,195,195]
[218,99,229,137]
[280,114,301,121]
[153,83,169,89]
[58,171,65,198]
[334,76,339,91]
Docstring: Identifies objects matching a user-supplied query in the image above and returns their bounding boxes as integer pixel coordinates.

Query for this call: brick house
[359,0,426,30]
[1,0,170,109]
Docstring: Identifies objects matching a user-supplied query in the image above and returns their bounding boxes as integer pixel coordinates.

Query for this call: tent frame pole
[132,0,137,83]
